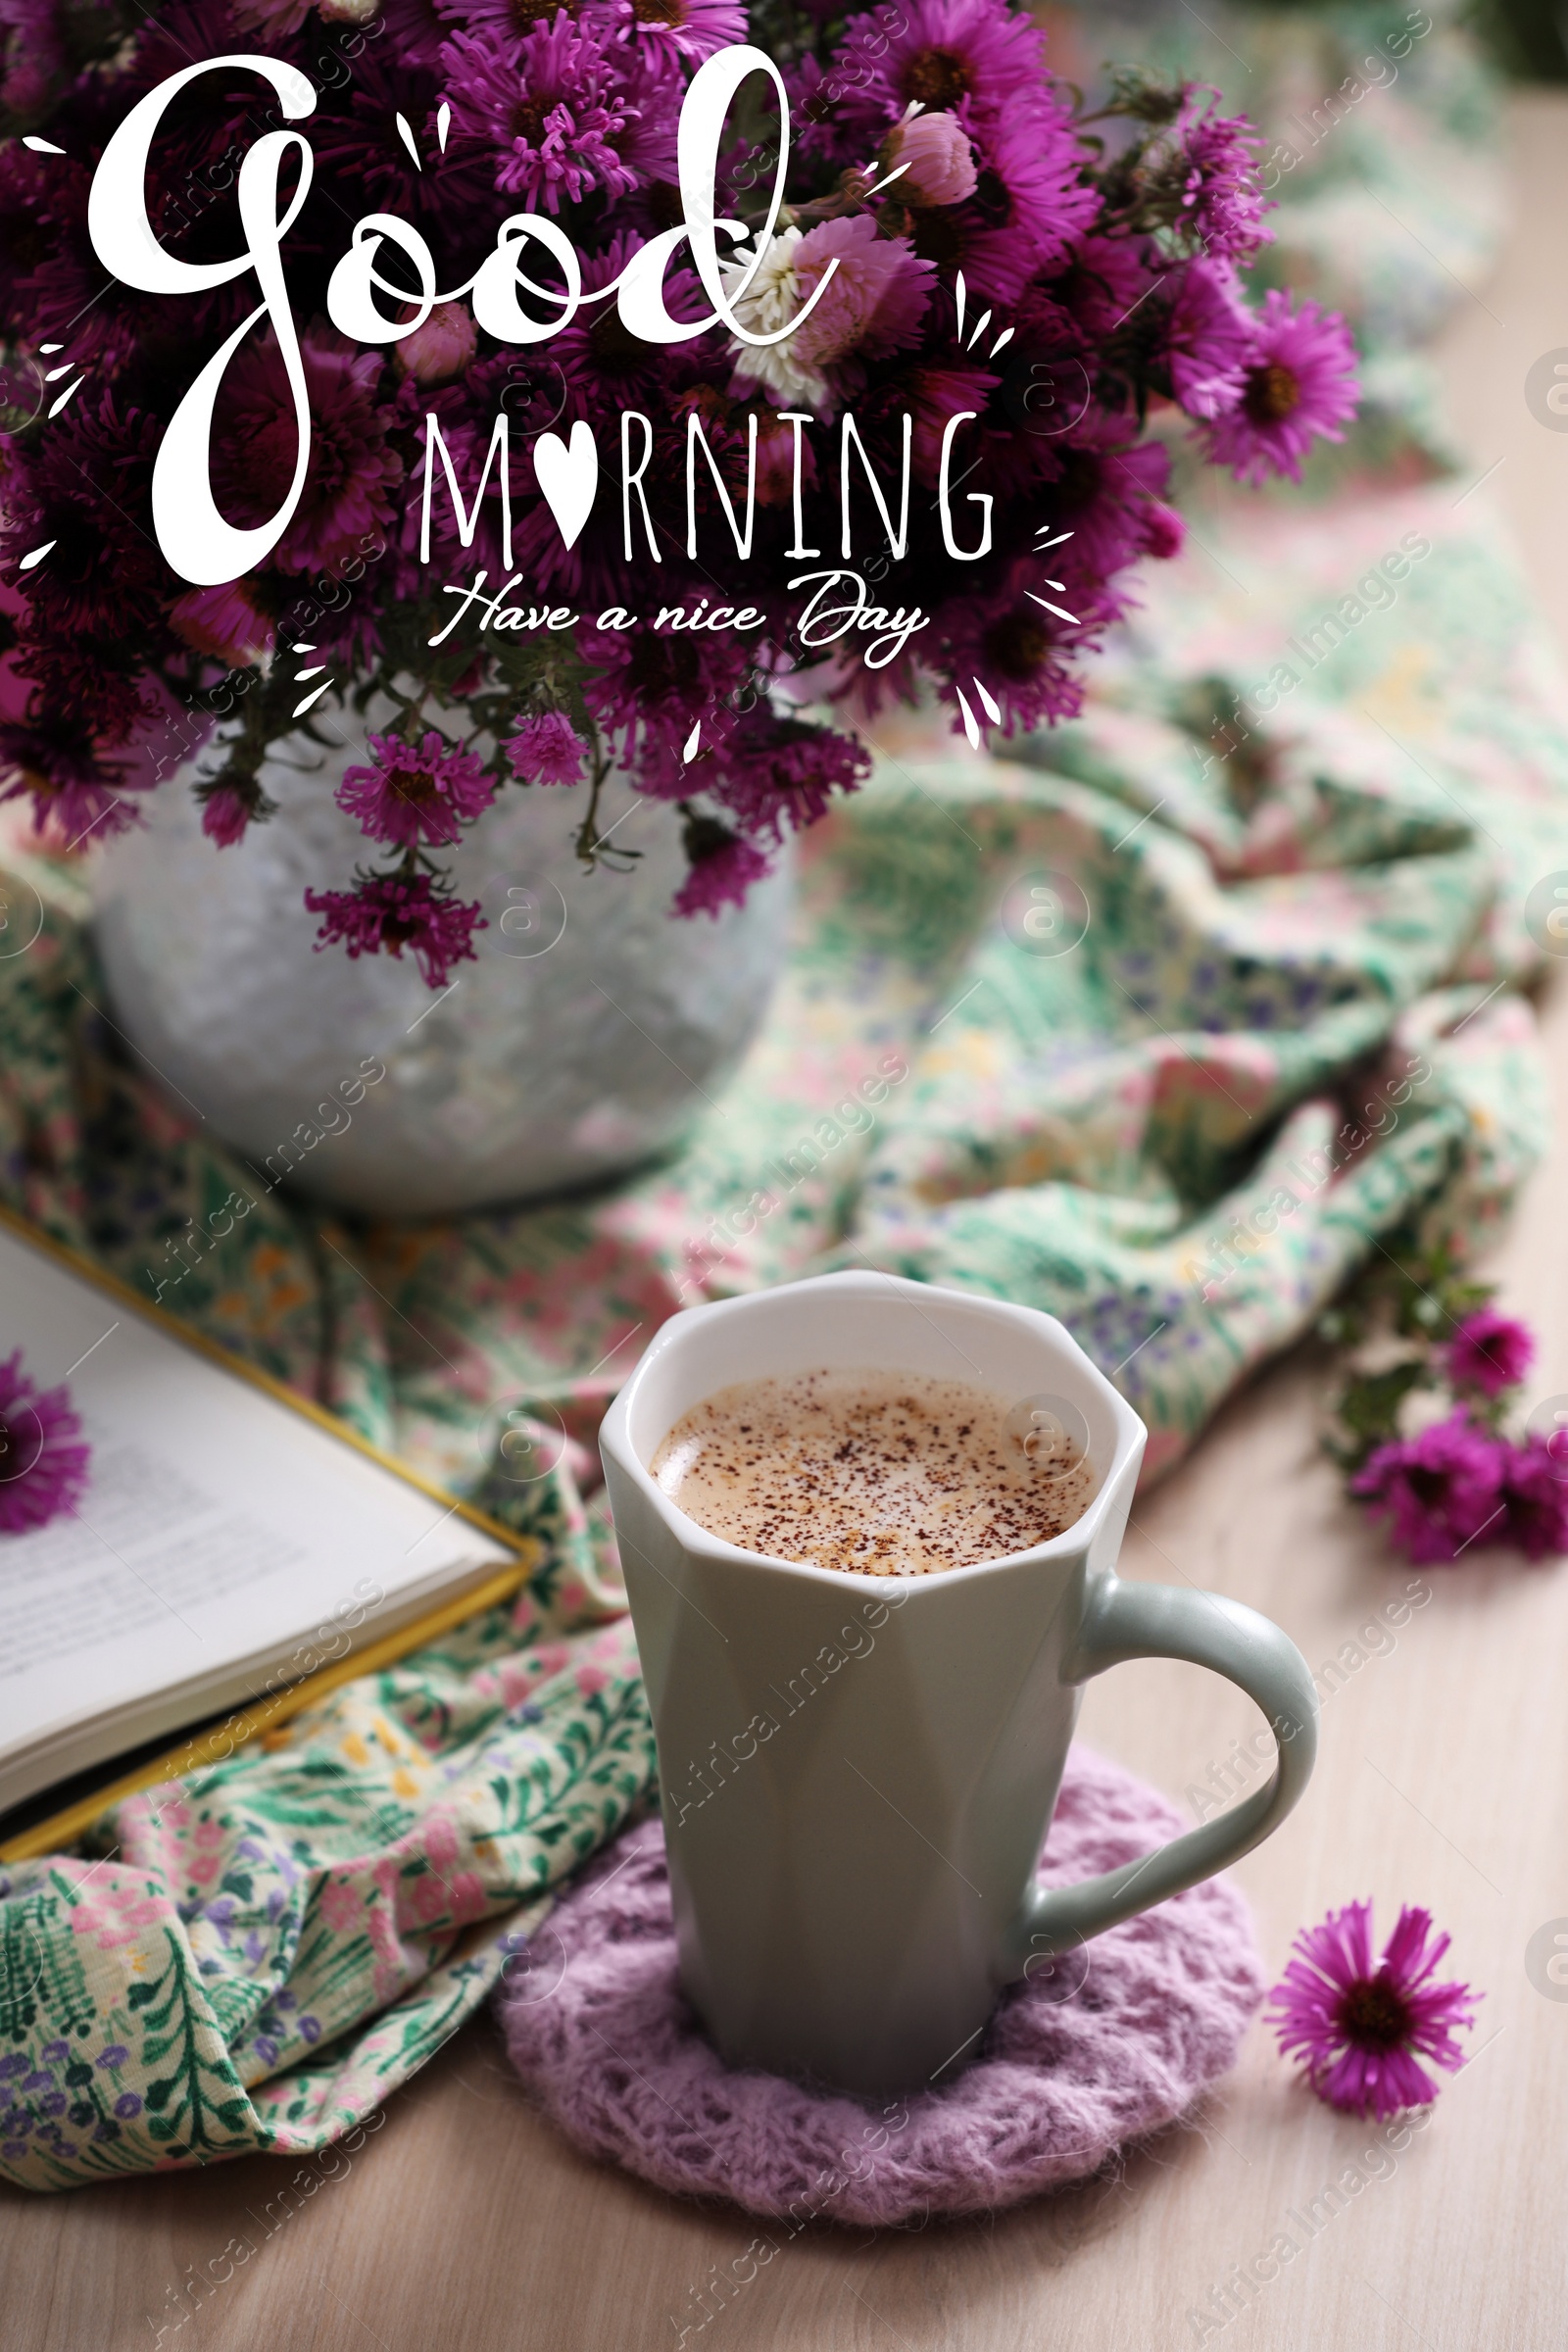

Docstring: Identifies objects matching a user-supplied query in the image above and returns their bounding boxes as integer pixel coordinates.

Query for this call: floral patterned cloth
[2,1,1562,2194]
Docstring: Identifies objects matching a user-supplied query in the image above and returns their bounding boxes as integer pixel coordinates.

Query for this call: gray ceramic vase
[90,695,792,1218]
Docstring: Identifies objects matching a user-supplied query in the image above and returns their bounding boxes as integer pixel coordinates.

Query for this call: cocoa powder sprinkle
[650,1367,1095,1576]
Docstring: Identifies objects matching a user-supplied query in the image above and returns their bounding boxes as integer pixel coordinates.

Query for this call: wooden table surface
[8,90,1568,2352]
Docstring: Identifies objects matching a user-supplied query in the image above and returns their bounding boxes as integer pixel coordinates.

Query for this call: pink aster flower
[1267,1901,1478,2120]
[441,20,642,213]
[1202,289,1360,484]
[336,729,494,849]
[728,217,933,410]
[505,710,585,786]
[1349,1409,1505,1565]
[1445,1308,1535,1399]
[0,1349,91,1535]
[306,871,487,990]
[672,815,772,918]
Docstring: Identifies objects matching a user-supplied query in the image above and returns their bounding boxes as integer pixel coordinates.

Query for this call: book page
[0,1224,514,1798]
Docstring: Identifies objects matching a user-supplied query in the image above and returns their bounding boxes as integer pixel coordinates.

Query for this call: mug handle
[1012,1576,1319,1969]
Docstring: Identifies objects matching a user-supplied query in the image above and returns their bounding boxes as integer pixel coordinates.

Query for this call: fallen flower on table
[0,1349,91,1534]
[1323,1240,1566,1565]
[1266,1900,1478,2120]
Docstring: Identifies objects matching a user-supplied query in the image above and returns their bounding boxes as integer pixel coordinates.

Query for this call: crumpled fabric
[1,0,1559,2191]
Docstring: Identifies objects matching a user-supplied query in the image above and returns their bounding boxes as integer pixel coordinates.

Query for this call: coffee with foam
[650,1366,1095,1577]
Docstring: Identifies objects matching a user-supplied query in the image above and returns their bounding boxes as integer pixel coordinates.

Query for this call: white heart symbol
[533,419,598,551]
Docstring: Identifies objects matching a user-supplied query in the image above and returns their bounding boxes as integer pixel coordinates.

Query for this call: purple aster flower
[1202,290,1360,484]
[306,871,488,990]
[601,0,747,68]
[1267,1900,1478,2119]
[211,331,403,579]
[505,711,586,786]
[0,0,69,121]
[830,0,1060,138]
[336,729,494,849]
[1171,93,1272,263]
[114,2092,142,2119]
[949,97,1101,289]
[1495,1440,1568,1562]
[199,785,261,850]
[0,1350,90,1535]
[441,19,642,213]
[1164,260,1250,419]
[94,2045,127,2070]
[1349,1410,1504,1565]
[672,814,772,918]
[0,710,136,850]
[1444,1308,1535,1398]
[710,710,871,843]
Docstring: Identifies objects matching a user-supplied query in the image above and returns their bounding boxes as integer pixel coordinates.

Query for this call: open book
[0,1209,526,1840]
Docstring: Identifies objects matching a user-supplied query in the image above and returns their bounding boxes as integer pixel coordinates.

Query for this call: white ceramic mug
[600,1271,1317,2098]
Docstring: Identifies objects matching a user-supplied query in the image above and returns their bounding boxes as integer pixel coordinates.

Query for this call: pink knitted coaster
[499,1745,1264,2224]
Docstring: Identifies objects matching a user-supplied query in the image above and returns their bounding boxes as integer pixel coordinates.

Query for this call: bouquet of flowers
[0,0,1358,984]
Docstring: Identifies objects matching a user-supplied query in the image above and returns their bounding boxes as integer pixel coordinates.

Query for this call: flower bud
[394,302,478,387]
[883,111,976,209]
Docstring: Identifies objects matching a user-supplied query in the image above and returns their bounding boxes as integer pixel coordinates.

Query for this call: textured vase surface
[91,700,791,1217]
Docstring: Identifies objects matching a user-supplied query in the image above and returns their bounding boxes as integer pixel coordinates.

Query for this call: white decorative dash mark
[43,363,74,380]
[293,680,333,718]
[989,326,1014,358]
[954,270,967,343]
[966,309,993,352]
[1034,528,1073,550]
[681,720,702,762]
[437,102,451,152]
[294,664,326,682]
[23,136,65,154]
[861,160,911,199]
[1026,590,1080,625]
[973,676,1002,724]
[47,376,85,416]
[290,642,316,654]
[395,113,421,170]
[19,541,56,571]
[955,685,981,750]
